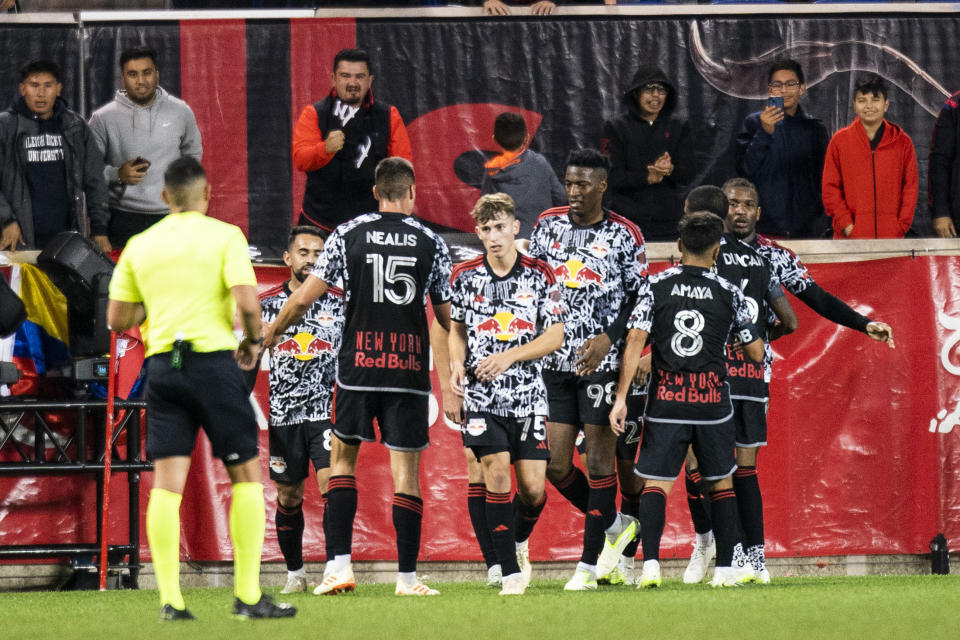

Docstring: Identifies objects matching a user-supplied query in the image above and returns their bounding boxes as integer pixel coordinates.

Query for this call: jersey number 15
[366,254,417,305]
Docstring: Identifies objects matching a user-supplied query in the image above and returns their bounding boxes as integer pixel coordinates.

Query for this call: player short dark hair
[287,225,327,248]
[767,59,804,85]
[679,211,724,256]
[20,59,61,83]
[471,193,516,225]
[721,177,759,200]
[375,157,415,201]
[685,185,728,218]
[493,113,527,151]
[164,156,207,207]
[566,148,611,176]
[333,48,372,75]
[120,46,158,70]
[854,74,887,100]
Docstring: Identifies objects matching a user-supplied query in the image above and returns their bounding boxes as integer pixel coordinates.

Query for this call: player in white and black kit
[264,157,452,597]
[528,149,648,591]
[259,226,344,594]
[681,180,894,584]
[611,211,765,588]
[446,193,566,595]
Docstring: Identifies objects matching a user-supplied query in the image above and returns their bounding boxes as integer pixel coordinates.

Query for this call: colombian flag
[8,264,71,396]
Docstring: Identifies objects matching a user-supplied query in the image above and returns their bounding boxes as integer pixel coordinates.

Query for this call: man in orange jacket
[292,48,412,233]
[822,74,918,239]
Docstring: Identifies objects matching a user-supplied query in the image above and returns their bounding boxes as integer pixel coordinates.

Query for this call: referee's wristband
[246,335,265,345]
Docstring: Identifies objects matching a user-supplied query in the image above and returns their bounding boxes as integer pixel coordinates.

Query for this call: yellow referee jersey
[108,211,257,357]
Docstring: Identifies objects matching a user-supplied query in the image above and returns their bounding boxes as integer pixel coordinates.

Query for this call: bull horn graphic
[689,21,950,116]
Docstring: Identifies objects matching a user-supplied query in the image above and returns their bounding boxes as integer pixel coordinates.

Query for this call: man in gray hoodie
[89,46,202,248]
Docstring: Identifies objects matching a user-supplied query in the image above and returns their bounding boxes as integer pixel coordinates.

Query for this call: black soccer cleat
[232,593,297,619]
[159,604,196,622]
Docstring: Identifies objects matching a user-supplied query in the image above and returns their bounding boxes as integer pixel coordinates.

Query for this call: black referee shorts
[145,350,259,465]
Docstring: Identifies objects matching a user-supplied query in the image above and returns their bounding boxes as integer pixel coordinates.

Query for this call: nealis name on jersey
[720,252,765,268]
[366,230,417,247]
[670,283,714,299]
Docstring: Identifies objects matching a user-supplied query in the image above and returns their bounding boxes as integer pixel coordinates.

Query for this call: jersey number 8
[670,309,705,357]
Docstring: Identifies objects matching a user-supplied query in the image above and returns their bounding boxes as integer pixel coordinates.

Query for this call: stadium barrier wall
[2,248,958,563]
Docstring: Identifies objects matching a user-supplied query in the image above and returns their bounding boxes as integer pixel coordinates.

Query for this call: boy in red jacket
[822,75,918,238]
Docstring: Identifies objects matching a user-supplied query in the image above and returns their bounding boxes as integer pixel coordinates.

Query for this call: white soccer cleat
[709,566,742,588]
[596,514,638,578]
[395,577,439,596]
[755,567,771,584]
[313,565,355,595]
[638,559,662,589]
[499,572,527,596]
[617,555,635,586]
[682,538,716,584]
[280,574,310,594]
[516,539,532,587]
[486,564,503,588]
[563,569,598,591]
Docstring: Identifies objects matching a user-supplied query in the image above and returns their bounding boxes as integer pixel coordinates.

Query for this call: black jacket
[929,90,960,228]
[601,64,694,241]
[0,97,108,248]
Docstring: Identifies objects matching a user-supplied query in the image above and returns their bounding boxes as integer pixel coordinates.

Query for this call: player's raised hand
[609,399,627,435]
[866,321,895,349]
[575,333,612,376]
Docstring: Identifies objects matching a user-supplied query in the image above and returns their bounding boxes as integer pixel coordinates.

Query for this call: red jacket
[821,118,918,238]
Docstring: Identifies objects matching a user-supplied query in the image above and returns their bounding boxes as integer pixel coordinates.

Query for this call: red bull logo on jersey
[514,289,536,306]
[315,312,337,327]
[475,311,536,342]
[588,241,610,259]
[555,260,606,289]
[274,331,333,361]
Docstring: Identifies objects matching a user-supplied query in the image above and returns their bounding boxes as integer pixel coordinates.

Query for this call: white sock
[575,562,596,578]
[398,571,417,586]
[330,554,351,572]
[642,559,660,573]
[288,567,306,579]
[696,531,714,546]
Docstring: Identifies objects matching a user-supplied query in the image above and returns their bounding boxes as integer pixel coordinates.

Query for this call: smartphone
[766,96,783,110]
[133,156,150,168]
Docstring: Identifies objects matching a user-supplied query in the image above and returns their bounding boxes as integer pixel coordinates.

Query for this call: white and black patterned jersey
[450,254,566,417]
[261,281,344,425]
[751,234,814,296]
[313,211,452,395]
[716,234,784,402]
[529,206,647,373]
[628,265,760,424]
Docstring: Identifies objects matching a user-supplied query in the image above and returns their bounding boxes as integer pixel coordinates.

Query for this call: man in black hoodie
[601,64,694,242]
[0,59,109,252]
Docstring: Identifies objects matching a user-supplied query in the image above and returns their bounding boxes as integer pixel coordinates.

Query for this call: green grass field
[3,575,958,640]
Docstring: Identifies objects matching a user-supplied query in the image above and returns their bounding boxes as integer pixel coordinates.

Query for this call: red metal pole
[99,332,118,591]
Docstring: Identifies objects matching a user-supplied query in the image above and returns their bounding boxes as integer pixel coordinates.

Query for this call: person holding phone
[89,46,202,249]
[736,59,829,239]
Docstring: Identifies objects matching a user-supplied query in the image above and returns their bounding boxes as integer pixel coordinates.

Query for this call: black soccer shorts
[543,369,618,427]
[732,399,768,448]
[146,351,258,465]
[634,418,736,482]
[268,419,332,484]
[331,387,429,451]
[462,412,551,462]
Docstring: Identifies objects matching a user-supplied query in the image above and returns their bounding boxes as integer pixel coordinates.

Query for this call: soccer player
[611,211,765,588]
[681,180,894,583]
[107,157,295,620]
[264,157,452,597]
[528,149,648,590]
[446,193,565,595]
[259,226,343,593]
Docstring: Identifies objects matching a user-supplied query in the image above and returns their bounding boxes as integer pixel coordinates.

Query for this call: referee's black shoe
[159,604,196,621]
[232,593,297,619]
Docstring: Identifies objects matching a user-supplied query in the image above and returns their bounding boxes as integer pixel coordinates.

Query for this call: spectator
[601,63,694,241]
[292,48,412,234]
[736,59,830,238]
[822,75,918,239]
[481,112,564,239]
[928,90,960,238]
[0,59,109,252]
[89,46,202,249]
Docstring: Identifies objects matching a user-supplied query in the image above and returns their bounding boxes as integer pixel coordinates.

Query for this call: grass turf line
[2,575,958,640]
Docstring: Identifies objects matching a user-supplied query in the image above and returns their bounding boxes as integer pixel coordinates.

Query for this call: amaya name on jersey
[261,281,344,425]
[529,206,647,374]
[450,254,566,417]
[629,264,760,425]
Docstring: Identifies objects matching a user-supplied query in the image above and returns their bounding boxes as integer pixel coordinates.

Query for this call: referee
[107,157,296,621]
